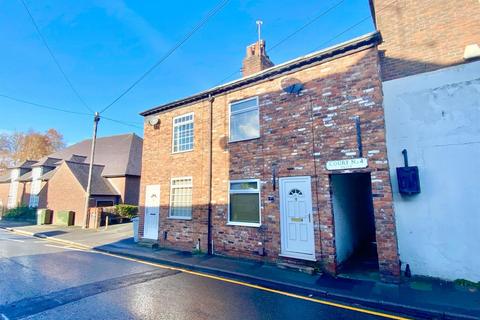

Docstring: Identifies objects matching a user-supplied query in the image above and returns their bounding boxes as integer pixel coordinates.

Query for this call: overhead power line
[19,0,94,114]
[213,0,347,85]
[214,0,397,86]
[0,94,142,129]
[0,93,90,116]
[100,0,231,115]
[100,115,143,129]
[312,0,398,52]
[269,0,347,53]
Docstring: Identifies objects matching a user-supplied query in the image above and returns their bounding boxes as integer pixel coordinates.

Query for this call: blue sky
[0,0,374,144]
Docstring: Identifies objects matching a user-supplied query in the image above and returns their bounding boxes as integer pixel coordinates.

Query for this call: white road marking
[45,244,69,249]
[64,246,87,252]
[5,238,24,243]
[45,244,86,252]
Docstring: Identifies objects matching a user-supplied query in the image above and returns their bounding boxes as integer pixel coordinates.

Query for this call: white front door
[280,176,315,261]
[143,184,160,240]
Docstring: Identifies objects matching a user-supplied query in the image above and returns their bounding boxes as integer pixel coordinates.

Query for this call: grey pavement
[0,220,132,248]
[0,228,393,320]
[1,221,479,319]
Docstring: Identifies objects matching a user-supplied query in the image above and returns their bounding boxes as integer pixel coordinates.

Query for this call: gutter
[140,31,382,116]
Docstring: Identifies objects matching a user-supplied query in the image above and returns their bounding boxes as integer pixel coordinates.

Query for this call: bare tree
[0,129,65,172]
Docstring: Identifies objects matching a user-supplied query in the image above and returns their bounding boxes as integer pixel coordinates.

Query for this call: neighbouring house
[139,32,401,281]
[370,0,480,281]
[0,133,143,226]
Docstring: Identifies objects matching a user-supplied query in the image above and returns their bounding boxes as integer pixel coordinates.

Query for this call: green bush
[114,204,138,219]
[3,206,37,221]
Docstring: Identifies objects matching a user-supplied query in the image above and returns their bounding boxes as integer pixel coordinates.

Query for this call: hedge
[3,206,36,221]
[114,204,138,219]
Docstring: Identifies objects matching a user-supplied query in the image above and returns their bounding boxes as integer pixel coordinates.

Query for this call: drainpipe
[207,95,215,255]
[307,93,322,257]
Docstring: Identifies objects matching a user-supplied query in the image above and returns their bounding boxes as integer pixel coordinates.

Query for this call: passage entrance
[330,173,378,275]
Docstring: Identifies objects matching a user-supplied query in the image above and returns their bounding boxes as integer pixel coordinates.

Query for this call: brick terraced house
[139,32,401,281]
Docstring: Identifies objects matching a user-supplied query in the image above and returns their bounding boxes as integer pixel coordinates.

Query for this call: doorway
[143,184,160,240]
[330,173,378,276]
[279,176,315,261]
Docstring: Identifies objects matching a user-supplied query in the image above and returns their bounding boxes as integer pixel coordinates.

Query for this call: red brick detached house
[139,32,400,281]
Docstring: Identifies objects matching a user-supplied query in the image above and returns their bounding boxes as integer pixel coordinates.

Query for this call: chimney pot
[242,39,274,77]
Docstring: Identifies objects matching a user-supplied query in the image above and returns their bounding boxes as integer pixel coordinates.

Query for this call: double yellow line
[6,228,410,320]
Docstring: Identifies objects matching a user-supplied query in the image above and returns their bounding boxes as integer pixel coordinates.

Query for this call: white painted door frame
[279,176,316,261]
[143,184,160,240]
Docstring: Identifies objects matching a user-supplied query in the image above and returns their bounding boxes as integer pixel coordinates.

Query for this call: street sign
[326,158,368,170]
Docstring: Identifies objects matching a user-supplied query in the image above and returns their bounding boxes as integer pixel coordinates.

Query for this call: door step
[277,262,317,275]
[138,239,159,249]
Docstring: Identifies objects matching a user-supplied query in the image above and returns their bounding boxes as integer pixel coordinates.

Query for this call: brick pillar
[372,170,401,282]
[88,207,102,229]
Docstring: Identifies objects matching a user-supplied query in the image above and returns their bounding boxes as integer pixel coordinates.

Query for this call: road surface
[0,228,407,320]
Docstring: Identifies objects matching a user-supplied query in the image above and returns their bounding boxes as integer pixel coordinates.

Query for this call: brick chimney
[242,40,274,77]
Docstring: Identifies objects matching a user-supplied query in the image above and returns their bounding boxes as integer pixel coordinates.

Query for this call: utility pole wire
[100,0,231,115]
[19,0,94,114]
[212,0,347,86]
[0,93,143,129]
[100,115,143,129]
[312,0,397,51]
[0,93,91,116]
[269,0,347,53]
[213,0,396,86]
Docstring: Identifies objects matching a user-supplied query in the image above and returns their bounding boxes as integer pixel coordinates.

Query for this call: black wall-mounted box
[396,166,421,195]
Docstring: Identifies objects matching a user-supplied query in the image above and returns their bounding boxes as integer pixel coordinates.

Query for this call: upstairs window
[229,97,260,142]
[169,177,193,219]
[172,113,194,153]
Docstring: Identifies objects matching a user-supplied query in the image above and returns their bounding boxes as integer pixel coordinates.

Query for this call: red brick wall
[0,183,9,212]
[19,181,31,206]
[371,0,480,80]
[123,176,140,205]
[46,164,86,226]
[140,46,400,279]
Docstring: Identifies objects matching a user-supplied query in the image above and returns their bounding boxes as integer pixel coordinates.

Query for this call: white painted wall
[383,61,480,281]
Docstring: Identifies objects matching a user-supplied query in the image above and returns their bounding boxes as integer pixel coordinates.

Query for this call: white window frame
[7,169,20,209]
[227,178,261,227]
[172,112,194,154]
[229,97,260,143]
[29,167,42,208]
[169,176,193,220]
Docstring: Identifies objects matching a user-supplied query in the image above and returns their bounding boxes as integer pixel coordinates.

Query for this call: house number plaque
[326,158,368,170]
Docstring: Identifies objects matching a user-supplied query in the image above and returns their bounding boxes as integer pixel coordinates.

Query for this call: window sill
[168,216,192,221]
[226,222,261,228]
[228,136,261,144]
[171,149,194,155]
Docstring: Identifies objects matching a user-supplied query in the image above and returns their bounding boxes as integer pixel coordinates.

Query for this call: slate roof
[9,160,37,169]
[18,171,32,182]
[32,157,62,168]
[64,161,119,196]
[48,133,142,177]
